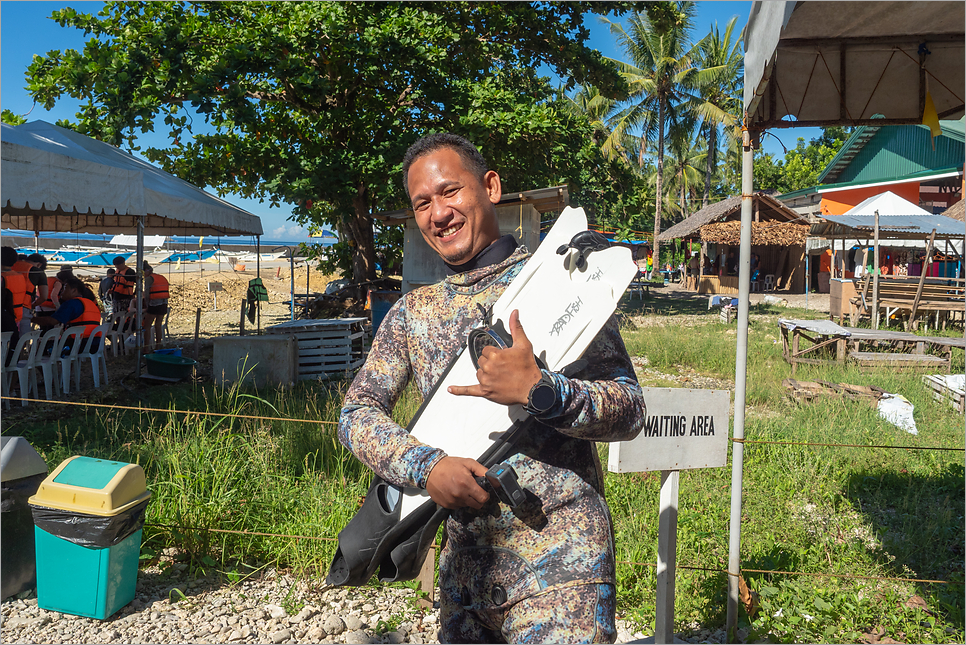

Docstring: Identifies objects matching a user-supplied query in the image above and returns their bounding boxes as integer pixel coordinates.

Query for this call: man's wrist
[525,370,557,416]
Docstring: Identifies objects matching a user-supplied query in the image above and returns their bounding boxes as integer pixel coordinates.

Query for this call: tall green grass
[614,301,964,643]
[4,297,962,642]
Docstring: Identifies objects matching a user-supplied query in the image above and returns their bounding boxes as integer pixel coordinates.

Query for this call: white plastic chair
[3,330,41,407]
[1,331,13,408]
[104,311,129,357]
[57,327,86,395]
[28,328,64,400]
[78,324,110,389]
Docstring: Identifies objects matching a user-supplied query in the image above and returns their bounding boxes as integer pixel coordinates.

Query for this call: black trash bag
[29,499,149,549]
[2,472,48,600]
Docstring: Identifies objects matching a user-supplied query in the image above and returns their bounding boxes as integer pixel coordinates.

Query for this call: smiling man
[338,133,645,644]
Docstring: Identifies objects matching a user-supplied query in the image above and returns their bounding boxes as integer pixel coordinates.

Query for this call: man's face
[407,147,502,265]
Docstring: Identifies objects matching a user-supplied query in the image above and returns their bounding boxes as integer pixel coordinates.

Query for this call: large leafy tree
[24,1,635,282]
[753,127,851,193]
[603,1,702,264]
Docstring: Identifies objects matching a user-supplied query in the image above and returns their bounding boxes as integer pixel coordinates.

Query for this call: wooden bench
[849,351,949,371]
[848,276,964,329]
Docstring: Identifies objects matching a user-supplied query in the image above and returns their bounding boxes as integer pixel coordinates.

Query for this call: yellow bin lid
[28,456,151,517]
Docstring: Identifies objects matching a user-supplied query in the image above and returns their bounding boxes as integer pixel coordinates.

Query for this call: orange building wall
[820,182,921,215]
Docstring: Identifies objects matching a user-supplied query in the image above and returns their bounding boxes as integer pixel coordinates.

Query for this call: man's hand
[448,309,542,406]
[425,456,490,510]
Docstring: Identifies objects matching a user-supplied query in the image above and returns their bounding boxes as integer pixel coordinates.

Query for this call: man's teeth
[439,224,462,237]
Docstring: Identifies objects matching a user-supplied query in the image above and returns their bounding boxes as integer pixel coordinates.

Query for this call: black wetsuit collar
[444,234,519,276]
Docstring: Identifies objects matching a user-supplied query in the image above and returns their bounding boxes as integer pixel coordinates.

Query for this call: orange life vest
[110,266,135,297]
[11,260,37,309]
[37,276,59,311]
[1,270,27,322]
[68,297,101,338]
[148,274,169,300]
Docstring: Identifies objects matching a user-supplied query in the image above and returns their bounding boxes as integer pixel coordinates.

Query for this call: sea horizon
[1,229,336,249]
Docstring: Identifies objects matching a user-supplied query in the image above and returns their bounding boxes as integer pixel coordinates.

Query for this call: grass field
[4,291,963,643]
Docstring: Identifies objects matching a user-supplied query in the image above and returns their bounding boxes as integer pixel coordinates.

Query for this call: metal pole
[655,470,680,644]
[135,216,145,373]
[872,210,881,328]
[726,126,754,642]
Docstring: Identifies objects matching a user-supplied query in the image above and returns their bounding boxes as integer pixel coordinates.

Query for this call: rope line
[142,523,950,585]
[7,397,960,452]
[731,437,964,452]
[0,396,338,426]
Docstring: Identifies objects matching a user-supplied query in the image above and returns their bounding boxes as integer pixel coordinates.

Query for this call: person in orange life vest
[109,255,136,316]
[2,249,21,360]
[11,253,48,334]
[1,246,29,330]
[33,276,102,355]
[138,262,169,348]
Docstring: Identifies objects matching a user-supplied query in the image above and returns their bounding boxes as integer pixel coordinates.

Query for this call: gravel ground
[1,560,664,645]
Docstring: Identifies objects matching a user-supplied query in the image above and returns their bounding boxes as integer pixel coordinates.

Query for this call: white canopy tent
[744,1,965,129]
[1,120,265,362]
[1,120,262,237]
[717,3,966,639]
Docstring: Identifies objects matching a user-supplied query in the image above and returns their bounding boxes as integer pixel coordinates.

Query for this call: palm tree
[603,2,702,265]
[564,85,622,160]
[693,17,743,208]
[665,118,706,222]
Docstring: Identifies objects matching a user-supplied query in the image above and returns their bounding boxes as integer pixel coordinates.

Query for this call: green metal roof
[818,119,965,185]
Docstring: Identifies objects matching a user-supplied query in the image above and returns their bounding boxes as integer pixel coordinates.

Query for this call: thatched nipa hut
[658,193,809,294]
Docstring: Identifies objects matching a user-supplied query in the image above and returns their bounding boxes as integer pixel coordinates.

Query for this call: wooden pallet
[922,375,965,413]
[265,317,369,380]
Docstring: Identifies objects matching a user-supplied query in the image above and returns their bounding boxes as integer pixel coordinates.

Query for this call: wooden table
[780,319,963,373]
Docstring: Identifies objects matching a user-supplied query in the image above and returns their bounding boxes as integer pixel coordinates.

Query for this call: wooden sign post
[208,281,223,311]
[609,387,731,644]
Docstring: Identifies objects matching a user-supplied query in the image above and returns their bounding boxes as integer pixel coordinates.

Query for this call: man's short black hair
[26,253,47,269]
[1,246,17,267]
[113,256,127,268]
[401,133,488,200]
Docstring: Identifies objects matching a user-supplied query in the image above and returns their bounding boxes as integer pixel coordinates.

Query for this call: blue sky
[1,1,818,238]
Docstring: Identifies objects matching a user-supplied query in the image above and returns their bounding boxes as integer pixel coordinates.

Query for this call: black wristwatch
[525,372,556,416]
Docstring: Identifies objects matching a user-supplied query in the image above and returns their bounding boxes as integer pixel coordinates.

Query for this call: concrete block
[213,335,298,389]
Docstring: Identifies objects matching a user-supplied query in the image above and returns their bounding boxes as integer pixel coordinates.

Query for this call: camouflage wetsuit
[339,247,646,643]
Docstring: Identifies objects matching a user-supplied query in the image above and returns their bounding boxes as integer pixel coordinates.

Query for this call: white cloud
[270,224,309,240]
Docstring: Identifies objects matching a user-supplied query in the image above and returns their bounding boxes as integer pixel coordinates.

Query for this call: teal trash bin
[28,456,151,619]
[1,437,49,600]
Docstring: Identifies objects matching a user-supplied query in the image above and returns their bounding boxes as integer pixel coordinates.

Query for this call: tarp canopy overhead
[744,1,965,129]
[811,190,966,240]
[1,121,263,236]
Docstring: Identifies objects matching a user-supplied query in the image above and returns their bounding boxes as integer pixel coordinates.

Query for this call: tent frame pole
[726,125,755,642]
[135,216,145,374]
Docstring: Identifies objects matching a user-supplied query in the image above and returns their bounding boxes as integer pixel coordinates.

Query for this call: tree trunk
[703,125,717,209]
[348,189,377,284]
[653,99,665,267]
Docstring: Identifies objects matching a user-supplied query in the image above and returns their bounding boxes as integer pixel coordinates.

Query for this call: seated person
[32,276,102,355]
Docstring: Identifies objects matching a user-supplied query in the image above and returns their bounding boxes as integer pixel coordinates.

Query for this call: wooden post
[416,546,436,609]
[909,229,937,329]
[239,298,247,336]
[193,308,202,360]
[872,210,881,328]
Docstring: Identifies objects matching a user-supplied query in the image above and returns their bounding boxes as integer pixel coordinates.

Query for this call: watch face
[530,382,555,412]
